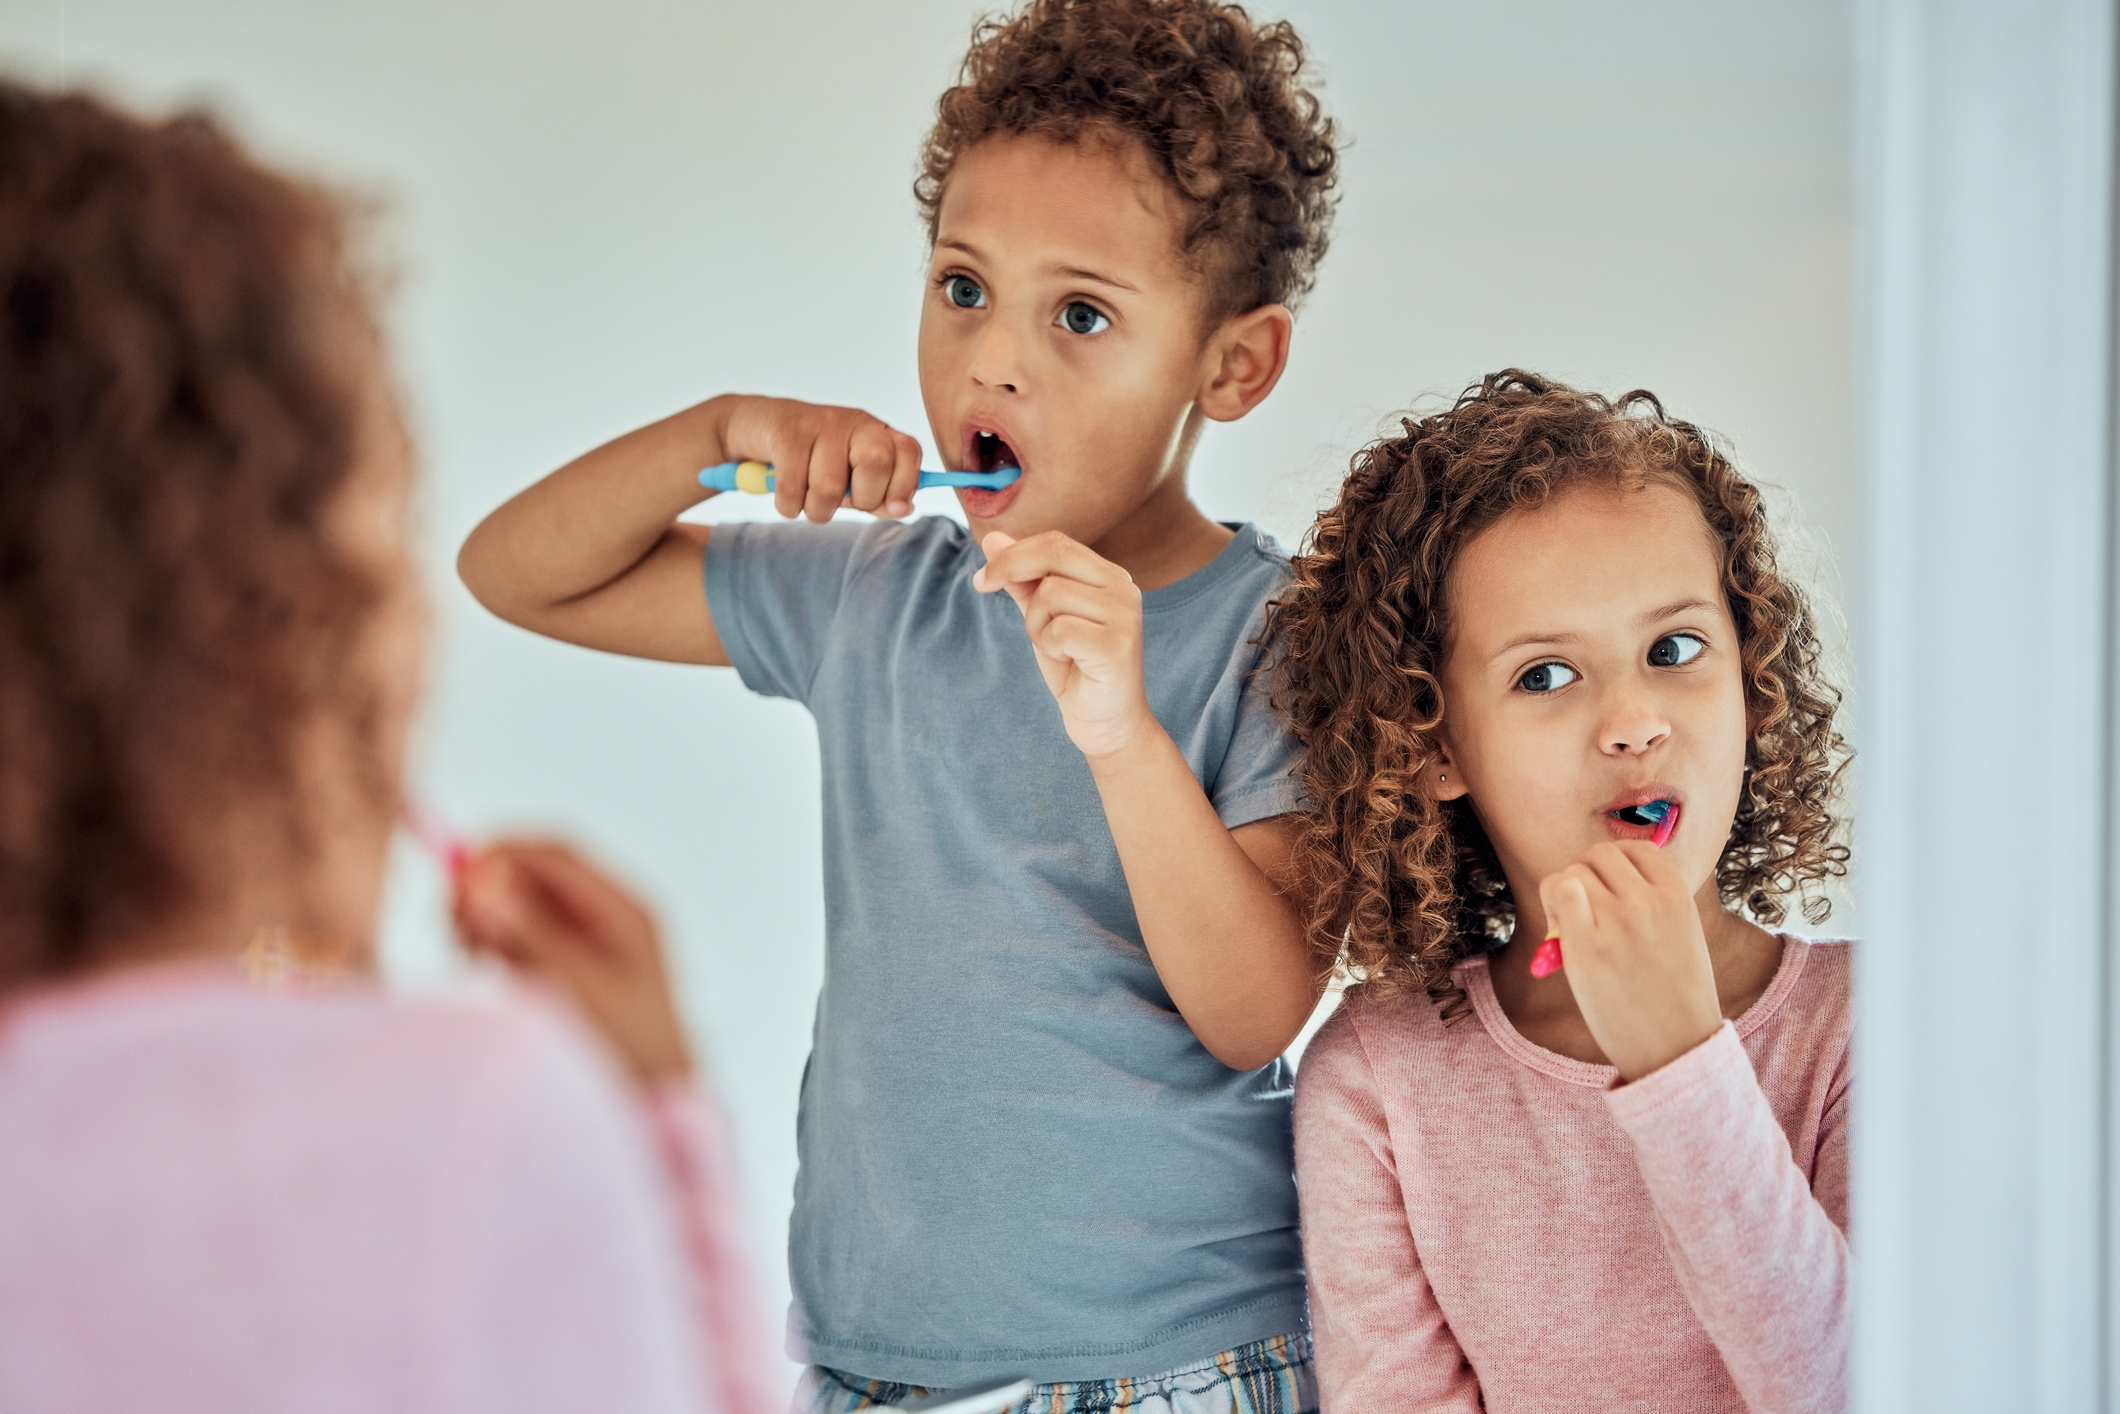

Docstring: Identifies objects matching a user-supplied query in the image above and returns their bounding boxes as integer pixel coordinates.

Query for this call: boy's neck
[1087,472,1235,592]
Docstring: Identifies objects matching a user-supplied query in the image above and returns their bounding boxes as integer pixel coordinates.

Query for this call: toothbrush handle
[1529,933,1564,978]
[697,461,1021,493]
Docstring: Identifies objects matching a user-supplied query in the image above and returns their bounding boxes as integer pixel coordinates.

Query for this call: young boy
[458,0,1340,1404]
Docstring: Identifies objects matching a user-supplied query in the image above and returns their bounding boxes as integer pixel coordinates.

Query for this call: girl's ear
[1431,740,1470,802]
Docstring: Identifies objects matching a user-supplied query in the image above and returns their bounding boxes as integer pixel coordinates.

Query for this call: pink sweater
[1294,936,1850,1414]
[0,963,778,1414]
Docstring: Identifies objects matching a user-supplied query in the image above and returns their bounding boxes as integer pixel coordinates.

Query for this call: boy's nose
[968,320,1021,392]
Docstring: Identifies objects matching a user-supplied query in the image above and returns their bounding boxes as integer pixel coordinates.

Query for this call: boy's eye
[1648,633,1705,667]
[1518,661,1579,693]
[944,275,986,309]
[1058,301,1110,335]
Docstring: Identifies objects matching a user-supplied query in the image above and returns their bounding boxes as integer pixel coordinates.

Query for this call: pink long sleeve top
[0,962,778,1414]
[1294,935,1850,1414]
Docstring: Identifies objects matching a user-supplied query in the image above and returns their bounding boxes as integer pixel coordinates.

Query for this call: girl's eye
[1058,301,1110,335]
[1518,661,1579,693]
[1648,633,1705,667]
[944,275,986,309]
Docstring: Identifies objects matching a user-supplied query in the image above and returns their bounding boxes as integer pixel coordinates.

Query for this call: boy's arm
[975,531,1320,1070]
[1092,744,1318,1068]
[457,395,923,663]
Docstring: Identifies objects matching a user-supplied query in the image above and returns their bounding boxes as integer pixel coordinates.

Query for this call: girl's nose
[1600,697,1672,756]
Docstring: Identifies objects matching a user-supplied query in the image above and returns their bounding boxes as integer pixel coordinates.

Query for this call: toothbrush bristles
[1651,802,1680,848]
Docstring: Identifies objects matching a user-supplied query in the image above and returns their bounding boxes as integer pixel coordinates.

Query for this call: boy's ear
[1197,303,1293,423]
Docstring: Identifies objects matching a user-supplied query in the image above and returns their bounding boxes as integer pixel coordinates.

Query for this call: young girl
[0,82,767,1414]
[1273,372,1851,1413]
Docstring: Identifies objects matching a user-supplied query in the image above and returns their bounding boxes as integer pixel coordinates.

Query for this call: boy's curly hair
[0,82,392,988]
[917,0,1339,320]
[1267,371,1851,1003]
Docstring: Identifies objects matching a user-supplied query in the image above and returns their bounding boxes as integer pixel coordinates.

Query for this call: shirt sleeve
[1294,1009,1484,1413]
[1207,614,1305,830]
[637,1083,779,1414]
[449,1012,715,1414]
[702,520,870,705]
[1603,1021,1851,1414]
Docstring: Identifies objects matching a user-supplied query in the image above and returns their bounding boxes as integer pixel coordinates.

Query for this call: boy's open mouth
[961,425,1026,518]
[973,429,1020,474]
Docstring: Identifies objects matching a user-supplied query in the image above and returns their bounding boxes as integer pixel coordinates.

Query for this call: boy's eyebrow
[1054,264,1141,294]
[934,238,1141,295]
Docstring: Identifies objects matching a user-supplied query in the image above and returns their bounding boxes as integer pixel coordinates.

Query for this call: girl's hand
[1538,841,1722,1083]
[452,839,694,1088]
[972,530,1155,760]
[711,394,925,522]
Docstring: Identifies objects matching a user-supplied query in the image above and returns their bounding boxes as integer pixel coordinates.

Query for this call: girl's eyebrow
[1489,629,1576,660]
[1487,599,1719,661]
[1641,597,1718,623]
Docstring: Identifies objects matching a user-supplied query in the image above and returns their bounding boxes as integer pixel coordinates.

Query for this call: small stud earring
[1439,773,1447,782]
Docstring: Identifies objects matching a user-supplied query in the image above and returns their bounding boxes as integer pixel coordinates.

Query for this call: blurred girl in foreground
[0,80,768,1414]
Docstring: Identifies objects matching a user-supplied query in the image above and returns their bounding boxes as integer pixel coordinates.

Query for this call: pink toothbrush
[1529,800,1679,979]
[402,801,471,883]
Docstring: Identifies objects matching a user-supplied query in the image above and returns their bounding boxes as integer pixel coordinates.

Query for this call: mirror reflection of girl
[0,83,766,1414]
[1273,373,1851,1413]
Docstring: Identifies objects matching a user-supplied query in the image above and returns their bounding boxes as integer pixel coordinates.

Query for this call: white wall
[0,0,1855,1394]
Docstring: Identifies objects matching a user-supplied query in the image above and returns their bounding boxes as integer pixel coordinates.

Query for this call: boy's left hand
[1539,841,1722,1083]
[973,530,1153,760]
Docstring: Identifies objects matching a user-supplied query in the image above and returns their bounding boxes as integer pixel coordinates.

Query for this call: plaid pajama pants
[795,1332,1316,1414]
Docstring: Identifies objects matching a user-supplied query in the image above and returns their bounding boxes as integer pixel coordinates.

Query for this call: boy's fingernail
[886,500,911,518]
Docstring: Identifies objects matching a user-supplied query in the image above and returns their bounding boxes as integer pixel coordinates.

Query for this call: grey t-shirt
[703,515,1306,1386]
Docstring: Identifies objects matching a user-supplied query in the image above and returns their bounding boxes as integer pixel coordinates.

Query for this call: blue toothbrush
[699,460,1022,494]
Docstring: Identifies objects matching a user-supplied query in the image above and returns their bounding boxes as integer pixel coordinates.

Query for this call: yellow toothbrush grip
[734,460,774,495]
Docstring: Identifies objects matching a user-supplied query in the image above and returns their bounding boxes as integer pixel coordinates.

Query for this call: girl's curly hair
[917,0,1339,320]
[0,82,394,989]
[1267,370,1850,1003]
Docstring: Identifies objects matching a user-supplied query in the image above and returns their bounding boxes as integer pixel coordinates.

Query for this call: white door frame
[1855,0,2117,1407]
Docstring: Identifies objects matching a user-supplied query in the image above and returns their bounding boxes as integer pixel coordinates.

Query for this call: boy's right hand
[458,392,922,667]
[713,395,926,523]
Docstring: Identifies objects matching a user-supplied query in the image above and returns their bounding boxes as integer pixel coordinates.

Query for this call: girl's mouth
[1608,798,1682,847]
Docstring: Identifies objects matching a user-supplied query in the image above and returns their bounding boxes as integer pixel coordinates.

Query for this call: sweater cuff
[1603,1019,1749,1128]
[636,1079,729,1171]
